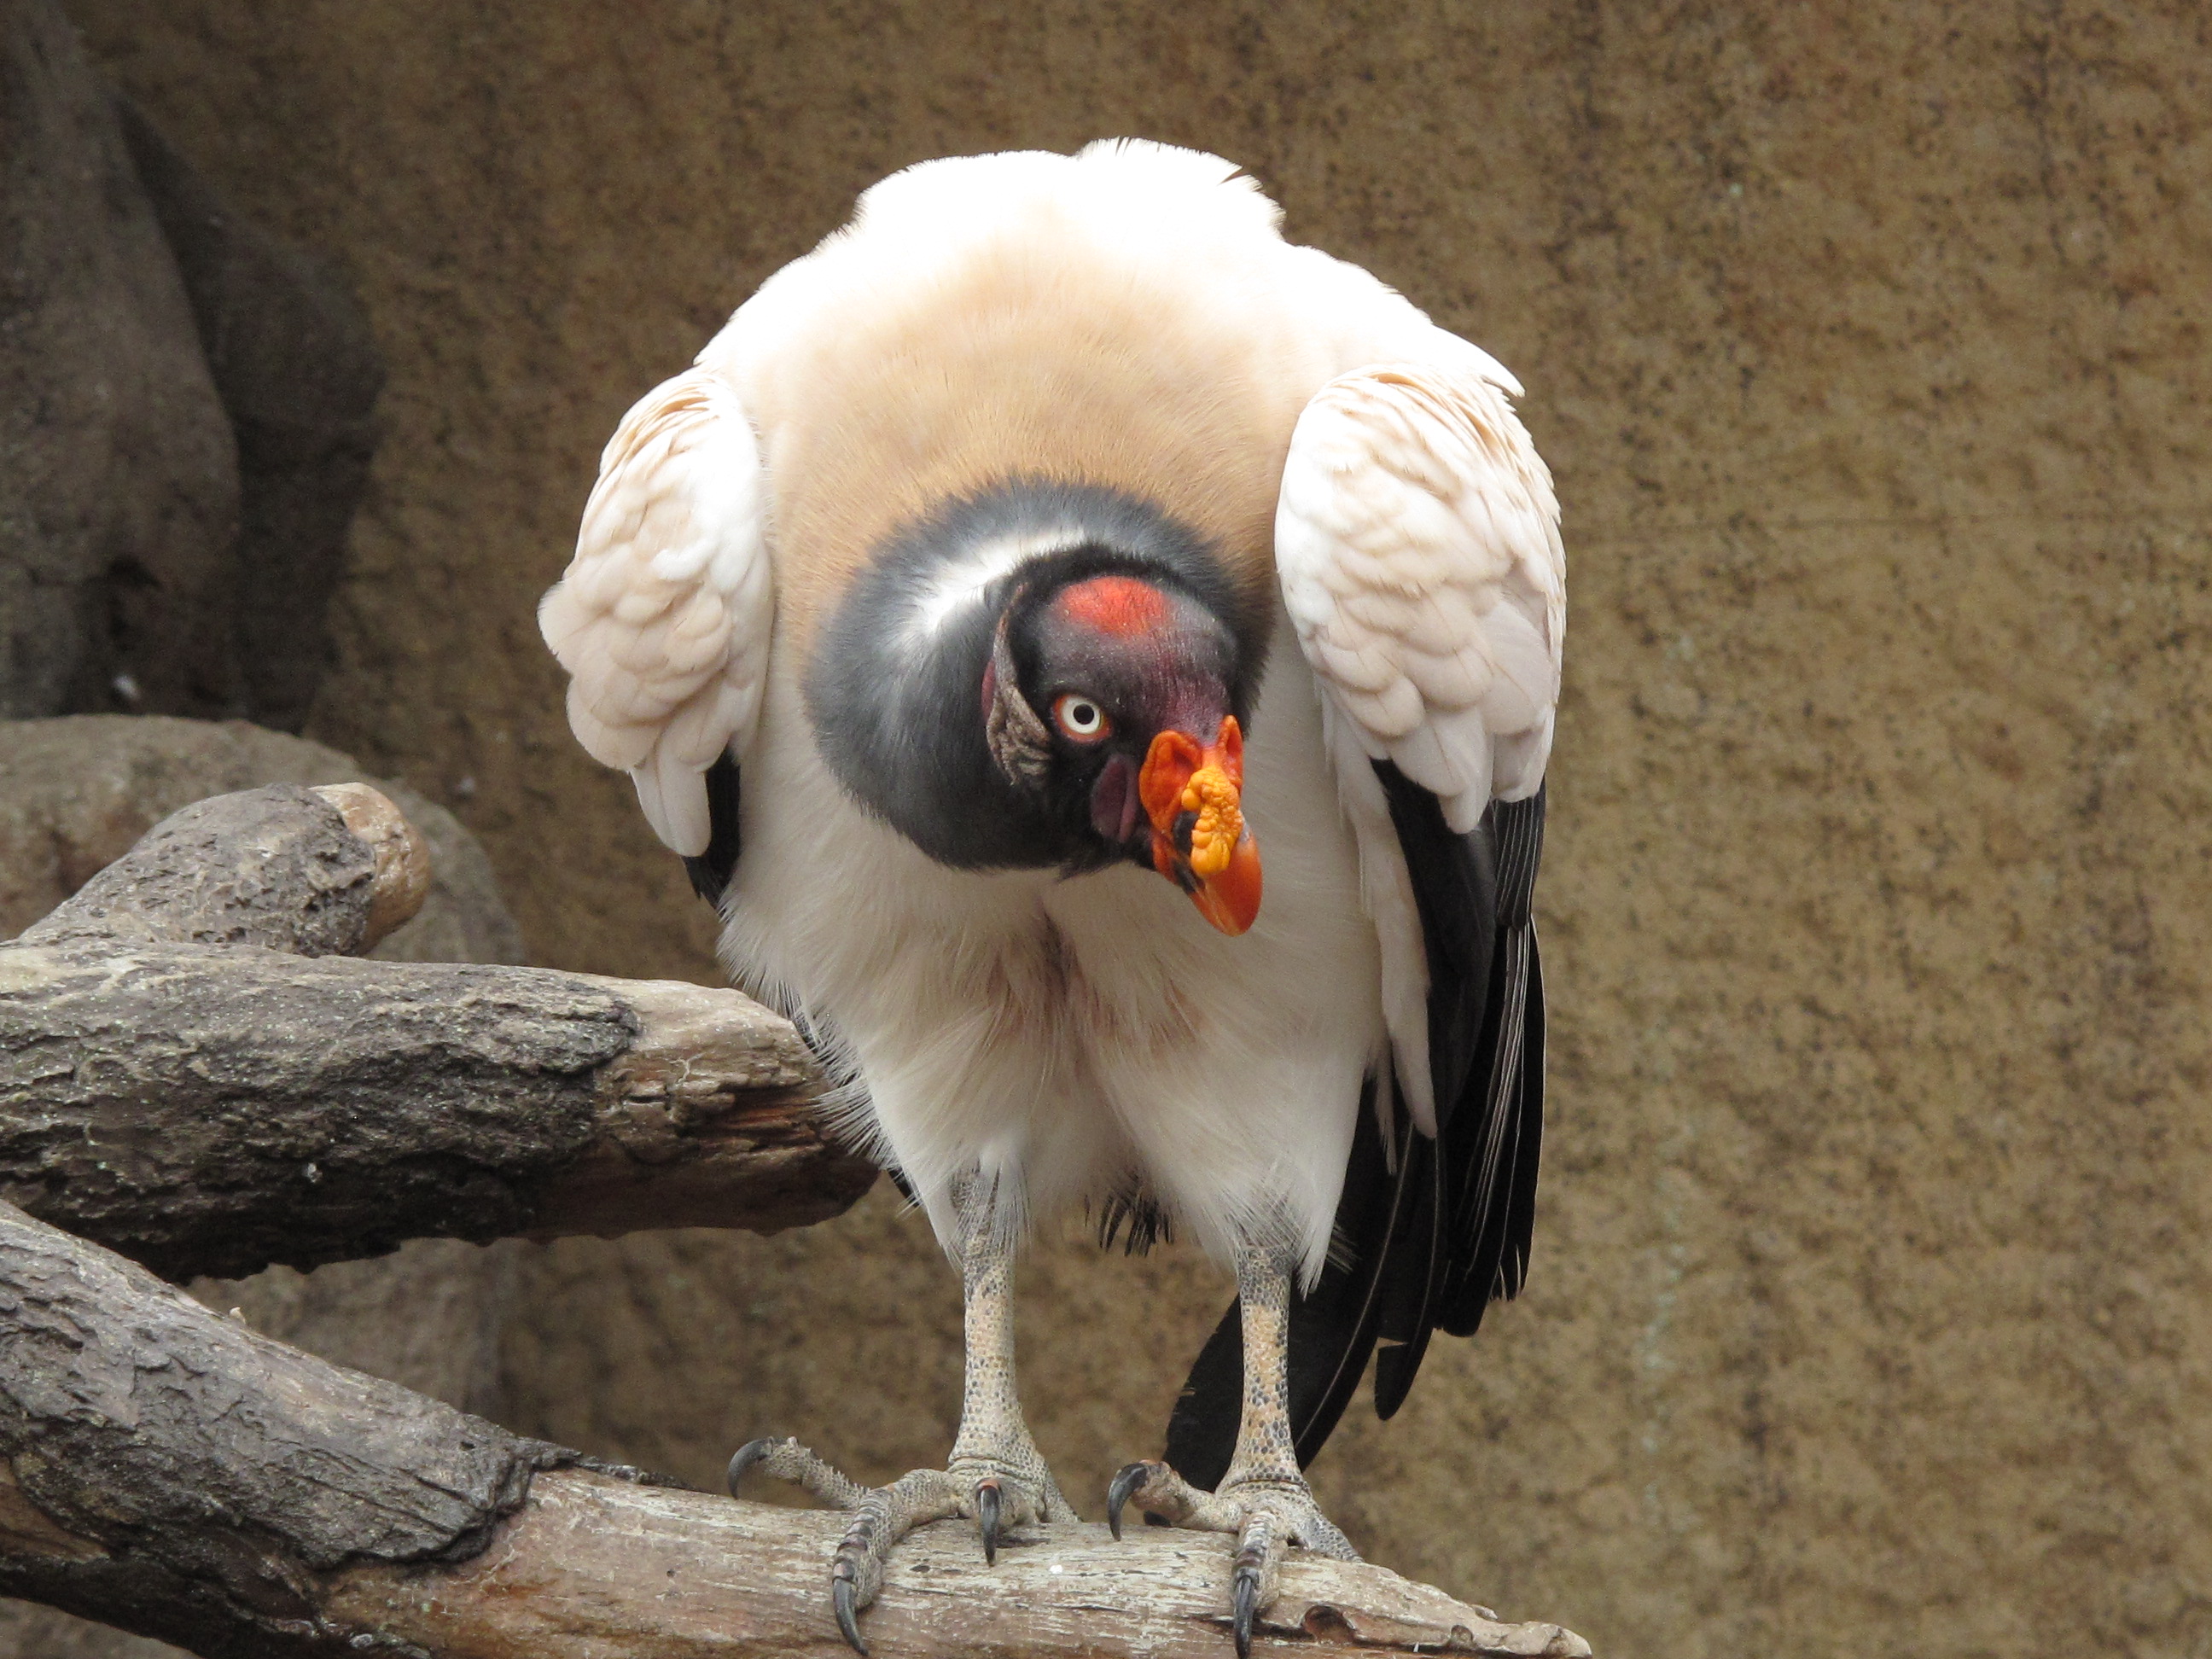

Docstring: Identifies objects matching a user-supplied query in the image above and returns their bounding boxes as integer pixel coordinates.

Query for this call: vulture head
[806,483,1266,934]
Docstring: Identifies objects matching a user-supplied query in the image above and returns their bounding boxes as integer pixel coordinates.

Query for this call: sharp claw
[1106,1461,1150,1541]
[975,1478,1002,1566]
[1232,1549,1263,1659]
[832,1561,869,1656]
[726,1437,776,1498]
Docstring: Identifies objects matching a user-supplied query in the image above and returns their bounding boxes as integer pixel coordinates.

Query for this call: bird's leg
[1107,1239,1359,1657]
[729,1172,1071,1654]
[942,1178,1076,1541]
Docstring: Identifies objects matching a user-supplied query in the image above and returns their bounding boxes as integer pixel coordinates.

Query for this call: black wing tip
[1372,1334,1429,1420]
[1355,777,1551,1434]
[682,752,744,906]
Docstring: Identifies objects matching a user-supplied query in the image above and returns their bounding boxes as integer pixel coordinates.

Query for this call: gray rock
[0,0,241,724]
[116,98,383,735]
[0,1,381,735]
[0,713,521,1659]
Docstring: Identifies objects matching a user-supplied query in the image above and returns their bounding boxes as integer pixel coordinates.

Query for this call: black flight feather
[1435,792,1544,1334]
[680,751,745,905]
[1372,766,1511,1417]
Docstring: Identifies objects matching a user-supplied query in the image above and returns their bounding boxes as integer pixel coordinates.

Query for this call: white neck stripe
[903,527,1086,648]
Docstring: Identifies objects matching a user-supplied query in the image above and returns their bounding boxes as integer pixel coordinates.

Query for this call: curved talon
[975,1478,1003,1566]
[726,1437,776,1498]
[831,1561,868,1656]
[1106,1460,1153,1541]
[1231,1546,1265,1659]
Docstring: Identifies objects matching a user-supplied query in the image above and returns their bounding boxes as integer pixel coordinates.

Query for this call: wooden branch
[0,1200,1589,1659]
[327,1474,1593,1659]
[0,1197,643,1656]
[0,783,875,1279]
[16,781,431,957]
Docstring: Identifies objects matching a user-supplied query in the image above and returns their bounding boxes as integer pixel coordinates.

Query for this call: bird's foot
[1108,1460,1359,1659]
[731,1435,1071,1654]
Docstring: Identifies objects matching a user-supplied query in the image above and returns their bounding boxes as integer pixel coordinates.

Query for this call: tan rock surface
[55,5,2212,1657]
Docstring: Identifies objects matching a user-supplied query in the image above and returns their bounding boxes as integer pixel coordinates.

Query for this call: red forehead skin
[1053,576,1173,638]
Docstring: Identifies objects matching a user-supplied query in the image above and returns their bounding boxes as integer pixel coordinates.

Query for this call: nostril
[1091,754,1139,842]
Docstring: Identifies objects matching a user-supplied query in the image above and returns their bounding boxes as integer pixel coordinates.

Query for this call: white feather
[904,529,1086,651]
[538,368,771,858]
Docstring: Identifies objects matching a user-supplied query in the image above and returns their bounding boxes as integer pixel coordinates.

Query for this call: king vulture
[540,140,1563,1655]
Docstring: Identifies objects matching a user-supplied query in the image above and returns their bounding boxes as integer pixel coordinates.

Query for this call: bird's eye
[1052,694,1111,742]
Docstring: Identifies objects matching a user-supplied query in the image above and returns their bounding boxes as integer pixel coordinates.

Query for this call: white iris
[1055,694,1108,740]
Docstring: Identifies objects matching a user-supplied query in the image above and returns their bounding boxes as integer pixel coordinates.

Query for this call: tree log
[0,784,874,1279]
[0,1201,1587,1659]
[15,781,430,958]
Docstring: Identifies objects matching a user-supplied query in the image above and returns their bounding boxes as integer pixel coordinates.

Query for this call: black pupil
[1070,702,1096,727]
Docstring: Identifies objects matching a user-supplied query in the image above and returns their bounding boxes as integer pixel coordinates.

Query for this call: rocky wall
[0,0,381,731]
[56,4,2212,1657]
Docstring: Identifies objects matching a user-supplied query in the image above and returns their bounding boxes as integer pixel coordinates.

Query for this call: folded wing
[538,367,772,888]
[1277,355,1563,1132]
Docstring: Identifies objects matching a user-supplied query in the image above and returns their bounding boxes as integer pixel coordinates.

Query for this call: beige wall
[68,4,2211,1656]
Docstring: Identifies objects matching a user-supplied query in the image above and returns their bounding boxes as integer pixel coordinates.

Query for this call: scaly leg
[730,1173,1071,1654]
[1107,1239,1359,1657]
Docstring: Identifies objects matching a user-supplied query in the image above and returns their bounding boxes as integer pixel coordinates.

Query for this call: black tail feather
[1369,1128,1442,1419]
[1163,1297,1242,1492]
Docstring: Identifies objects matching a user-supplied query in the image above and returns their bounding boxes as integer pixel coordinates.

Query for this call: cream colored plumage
[540,143,1561,1146]
[539,367,771,855]
[1278,363,1564,824]
[536,138,1564,1654]
[1274,362,1563,1134]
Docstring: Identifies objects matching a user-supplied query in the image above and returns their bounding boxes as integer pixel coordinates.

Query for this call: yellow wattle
[1181,765,1244,878]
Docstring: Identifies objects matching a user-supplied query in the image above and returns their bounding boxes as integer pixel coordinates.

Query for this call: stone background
[46,3,2212,1656]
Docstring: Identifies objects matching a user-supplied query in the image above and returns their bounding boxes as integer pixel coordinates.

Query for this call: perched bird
[540,140,1563,1655]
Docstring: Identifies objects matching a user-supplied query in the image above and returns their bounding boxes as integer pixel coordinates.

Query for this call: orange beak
[1138,716,1263,936]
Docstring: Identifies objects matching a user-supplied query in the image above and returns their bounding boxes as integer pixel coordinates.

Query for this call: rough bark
[0,1202,1586,1659]
[0,715,525,966]
[15,780,427,958]
[0,1199,653,1658]
[0,784,873,1279]
[0,723,533,1659]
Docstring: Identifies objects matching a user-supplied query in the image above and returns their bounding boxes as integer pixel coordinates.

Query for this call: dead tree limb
[0,1196,650,1657]
[15,780,432,958]
[0,1200,1587,1659]
[0,784,874,1279]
